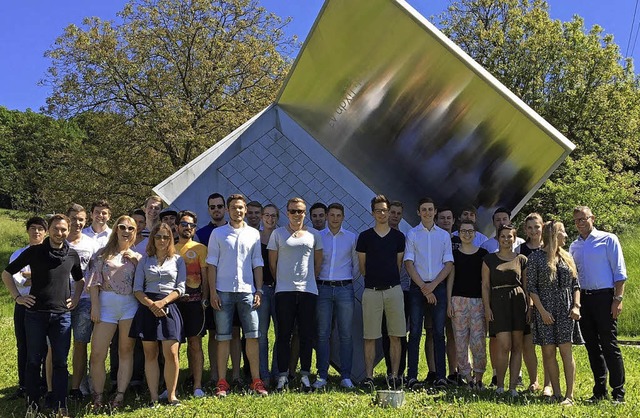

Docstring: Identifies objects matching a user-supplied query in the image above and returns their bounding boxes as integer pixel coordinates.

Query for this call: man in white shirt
[82,199,112,248]
[313,203,359,390]
[480,207,524,253]
[404,197,454,388]
[207,194,267,397]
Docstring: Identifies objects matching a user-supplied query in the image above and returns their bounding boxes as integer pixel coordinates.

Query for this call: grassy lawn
[0,209,637,417]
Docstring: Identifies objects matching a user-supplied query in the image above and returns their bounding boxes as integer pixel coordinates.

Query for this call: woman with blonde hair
[87,215,141,409]
[527,220,582,406]
[129,222,186,407]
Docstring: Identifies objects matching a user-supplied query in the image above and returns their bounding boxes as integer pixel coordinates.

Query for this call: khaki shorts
[362,285,406,339]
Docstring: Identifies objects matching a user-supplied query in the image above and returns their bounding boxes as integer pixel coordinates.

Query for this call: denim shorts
[71,297,93,343]
[99,291,138,324]
[214,291,259,341]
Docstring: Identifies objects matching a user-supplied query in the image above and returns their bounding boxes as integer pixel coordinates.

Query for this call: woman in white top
[87,215,141,409]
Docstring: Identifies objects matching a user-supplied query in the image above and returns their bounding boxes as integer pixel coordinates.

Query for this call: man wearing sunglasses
[195,193,228,245]
[175,210,209,398]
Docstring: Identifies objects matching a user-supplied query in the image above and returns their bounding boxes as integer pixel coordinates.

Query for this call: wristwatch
[201,299,210,308]
[256,288,264,295]
[613,295,623,302]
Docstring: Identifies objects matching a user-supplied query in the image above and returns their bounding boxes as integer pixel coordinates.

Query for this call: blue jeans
[214,291,259,340]
[257,285,278,381]
[24,310,71,411]
[316,283,354,380]
[407,283,446,380]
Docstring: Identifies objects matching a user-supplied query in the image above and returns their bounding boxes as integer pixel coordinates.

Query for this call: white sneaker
[276,376,288,392]
[312,378,327,390]
[340,378,354,389]
[193,388,205,398]
[300,375,312,392]
[159,389,168,400]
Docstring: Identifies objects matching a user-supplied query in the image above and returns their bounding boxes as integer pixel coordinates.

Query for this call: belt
[366,285,393,291]
[492,284,519,290]
[581,288,613,295]
[317,279,352,287]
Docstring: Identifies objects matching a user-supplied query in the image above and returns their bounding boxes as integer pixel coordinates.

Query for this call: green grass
[0,210,638,416]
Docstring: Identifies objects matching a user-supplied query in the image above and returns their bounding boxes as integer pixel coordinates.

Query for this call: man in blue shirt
[569,206,627,403]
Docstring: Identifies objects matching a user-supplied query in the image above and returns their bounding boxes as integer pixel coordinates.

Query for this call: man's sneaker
[424,371,437,385]
[193,388,205,398]
[68,388,84,401]
[312,377,327,390]
[249,379,268,396]
[495,387,505,395]
[159,389,168,400]
[434,378,449,388]
[406,378,421,390]
[509,388,519,397]
[447,373,462,386]
[359,377,375,391]
[231,377,245,390]
[585,394,606,404]
[300,375,312,393]
[215,379,231,398]
[340,378,354,389]
[275,376,289,392]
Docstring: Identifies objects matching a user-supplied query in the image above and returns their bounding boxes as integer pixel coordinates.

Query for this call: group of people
[1,192,627,416]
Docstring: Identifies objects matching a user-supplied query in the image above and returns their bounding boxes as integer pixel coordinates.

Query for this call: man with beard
[246,201,263,230]
[175,210,209,398]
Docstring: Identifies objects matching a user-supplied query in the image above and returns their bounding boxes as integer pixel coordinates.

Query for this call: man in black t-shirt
[2,214,83,415]
[356,195,406,388]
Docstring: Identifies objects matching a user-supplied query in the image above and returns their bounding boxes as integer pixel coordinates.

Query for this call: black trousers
[275,291,317,375]
[579,289,625,399]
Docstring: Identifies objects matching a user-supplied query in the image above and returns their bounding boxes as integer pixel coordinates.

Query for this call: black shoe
[43,392,54,409]
[447,373,464,386]
[386,376,402,390]
[68,388,84,401]
[490,375,497,387]
[8,387,26,400]
[406,378,422,390]
[612,397,625,405]
[434,378,449,388]
[425,371,437,385]
[586,394,606,404]
[359,377,375,391]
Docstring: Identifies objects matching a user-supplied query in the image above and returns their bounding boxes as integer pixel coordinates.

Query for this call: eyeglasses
[154,234,172,241]
[458,229,475,235]
[209,204,224,210]
[288,209,305,215]
[574,216,592,224]
[179,221,197,229]
[373,209,388,214]
[117,224,136,232]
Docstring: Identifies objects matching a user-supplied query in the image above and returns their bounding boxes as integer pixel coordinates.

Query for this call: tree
[438,0,640,231]
[43,0,295,170]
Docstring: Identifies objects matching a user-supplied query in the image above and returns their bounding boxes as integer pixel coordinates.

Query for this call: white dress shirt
[403,223,454,282]
[318,227,359,280]
[82,225,112,249]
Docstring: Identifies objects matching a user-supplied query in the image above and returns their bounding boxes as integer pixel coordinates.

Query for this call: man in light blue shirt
[569,205,626,403]
[313,202,359,390]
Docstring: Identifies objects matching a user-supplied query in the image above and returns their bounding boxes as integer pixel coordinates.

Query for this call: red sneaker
[215,379,231,397]
[249,379,268,396]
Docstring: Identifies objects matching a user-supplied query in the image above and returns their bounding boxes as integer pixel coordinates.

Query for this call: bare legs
[142,340,180,403]
[494,331,523,390]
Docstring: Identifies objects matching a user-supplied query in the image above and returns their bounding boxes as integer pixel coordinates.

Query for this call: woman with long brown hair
[87,215,141,409]
[129,222,186,407]
[527,221,582,406]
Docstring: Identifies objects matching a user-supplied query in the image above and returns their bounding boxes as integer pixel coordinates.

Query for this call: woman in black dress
[527,221,581,406]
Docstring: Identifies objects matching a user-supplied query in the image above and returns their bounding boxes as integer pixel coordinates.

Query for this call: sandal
[528,383,540,393]
[92,392,104,411]
[110,391,125,409]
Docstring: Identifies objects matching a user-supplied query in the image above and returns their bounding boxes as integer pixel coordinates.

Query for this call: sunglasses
[154,234,172,241]
[179,221,197,229]
[117,224,136,232]
[288,209,305,215]
[209,204,224,210]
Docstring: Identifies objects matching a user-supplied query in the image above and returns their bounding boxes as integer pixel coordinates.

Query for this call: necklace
[287,224,304,238]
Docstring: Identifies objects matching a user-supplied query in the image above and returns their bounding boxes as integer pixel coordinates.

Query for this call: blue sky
[0,0,636,112]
